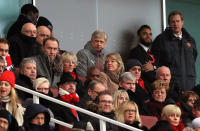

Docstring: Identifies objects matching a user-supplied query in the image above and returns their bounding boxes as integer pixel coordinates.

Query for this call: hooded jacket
[23,104,52,131]
[76,41,105,76]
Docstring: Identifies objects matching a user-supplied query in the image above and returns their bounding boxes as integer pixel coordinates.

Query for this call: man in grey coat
[33,37,63,89]
[76,30,108,80]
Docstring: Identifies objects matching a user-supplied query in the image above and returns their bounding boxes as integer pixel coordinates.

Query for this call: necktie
[147,49,155,64]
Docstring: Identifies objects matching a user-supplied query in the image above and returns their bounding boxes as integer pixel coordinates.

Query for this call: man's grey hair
[156,66,171,79]
[119,72,136,82]
[20,57,36,70]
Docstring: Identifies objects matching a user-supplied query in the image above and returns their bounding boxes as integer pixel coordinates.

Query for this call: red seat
[140,115,158,129]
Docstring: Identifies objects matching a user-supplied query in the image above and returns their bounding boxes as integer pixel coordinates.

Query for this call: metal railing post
[15,84,143,131]
[100,119,106,131]
[33,95,40,104]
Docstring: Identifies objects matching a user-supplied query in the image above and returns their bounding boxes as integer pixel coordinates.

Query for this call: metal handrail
[15,84,142,131]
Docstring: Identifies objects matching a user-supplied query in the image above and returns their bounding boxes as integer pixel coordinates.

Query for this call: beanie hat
[57,72,76,86]
[126,59,142,71]
[192,117,200,129]
[0,109,19,130]
[36,16,53,31]
[0,71,15,88]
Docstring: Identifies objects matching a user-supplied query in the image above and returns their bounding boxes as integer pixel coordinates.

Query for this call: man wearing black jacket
[151,11,197,91]
[129,25,156,88]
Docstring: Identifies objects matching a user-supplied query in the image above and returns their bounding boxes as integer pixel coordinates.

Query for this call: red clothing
[60,92,79,118]
[138,78,149,93]
[171,122,185,131]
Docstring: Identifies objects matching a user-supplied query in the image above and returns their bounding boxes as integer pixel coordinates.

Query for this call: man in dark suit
[129,25,157,85]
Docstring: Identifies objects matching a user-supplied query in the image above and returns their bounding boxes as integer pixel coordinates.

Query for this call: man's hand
[142,62,154,72]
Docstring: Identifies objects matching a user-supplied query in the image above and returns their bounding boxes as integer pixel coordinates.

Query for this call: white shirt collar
[173,32,182,40]
[139,43,149,52]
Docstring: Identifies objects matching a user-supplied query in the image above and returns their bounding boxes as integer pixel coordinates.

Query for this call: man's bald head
[156,66,171,84]
[36,26,51,46]
[21,22,37,37]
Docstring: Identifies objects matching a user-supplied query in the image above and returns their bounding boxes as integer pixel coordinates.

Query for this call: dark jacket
[52,95,80,123]
[33,52,63,88]
[90,111,118,131]
[7,14,33,39]
[129,44,156,87]
[76,41,105,76]
[178,101,195,126]
[119,87,150,115]
[9,34,42,67]
[22,104,53,131]
[118,121,148,131]
[15,74,34,102]
[152,27,197,91]
[146,99,167,120]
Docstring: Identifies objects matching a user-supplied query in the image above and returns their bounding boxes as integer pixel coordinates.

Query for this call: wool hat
[192,117,200,129]
[57,72,76,86]
[0,109,19,130]
[126,59,142,71]
[36,16,53,31]
[150,120,174,131]
[0,71,15,88]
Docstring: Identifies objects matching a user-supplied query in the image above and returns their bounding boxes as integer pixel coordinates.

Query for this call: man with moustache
[129,25,156,85]
[151,11,197,91]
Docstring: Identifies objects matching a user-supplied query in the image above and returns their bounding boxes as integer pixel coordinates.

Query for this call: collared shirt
[173,32,183,40]
[139,43,149,52]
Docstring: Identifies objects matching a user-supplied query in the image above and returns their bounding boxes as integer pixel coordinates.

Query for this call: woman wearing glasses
[115,101,148,131]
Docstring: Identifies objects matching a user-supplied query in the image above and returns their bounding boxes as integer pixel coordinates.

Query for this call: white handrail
[15,84,142,131]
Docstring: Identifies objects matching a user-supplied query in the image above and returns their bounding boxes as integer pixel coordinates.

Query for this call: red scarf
[138,78,149,93]
[71,72,76,80]
[60,92,79,118]
[171,122,185,131]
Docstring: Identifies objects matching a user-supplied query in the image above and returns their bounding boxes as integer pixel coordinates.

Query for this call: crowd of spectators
[0,3,199,131]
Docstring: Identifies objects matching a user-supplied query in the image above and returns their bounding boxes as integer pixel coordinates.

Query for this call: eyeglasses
[125,109,136,113]
[99,100,113,104]
[23,30,37,35]
[187,99,196,102]
[37,88,49,91]
[64,60,76,65]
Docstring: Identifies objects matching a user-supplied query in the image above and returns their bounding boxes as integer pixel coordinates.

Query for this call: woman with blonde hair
[115,101,148,131]
[113,90,129,111]
[104,53,124,84]
[0,71,24,126]
[61,52,83,96]
[161,104,185,131]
